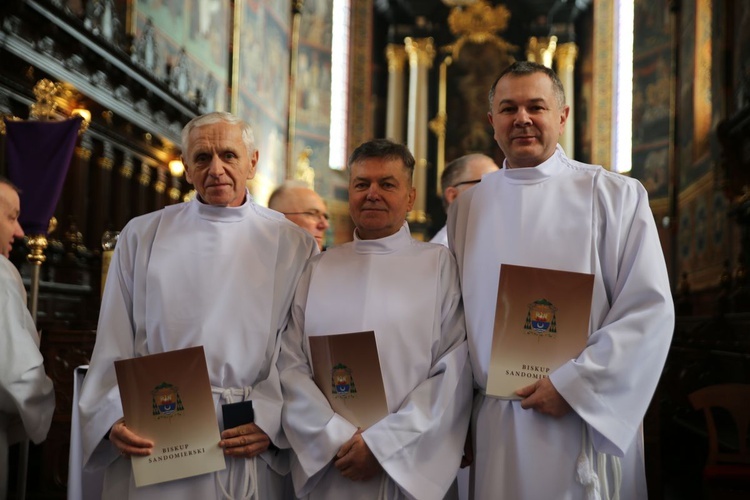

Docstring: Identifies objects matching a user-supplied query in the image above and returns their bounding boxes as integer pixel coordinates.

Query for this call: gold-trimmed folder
[114,346,225,487]
[308,331,389,429]
[486,265,594,399]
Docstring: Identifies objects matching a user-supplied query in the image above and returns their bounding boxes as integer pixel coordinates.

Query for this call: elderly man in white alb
[430,154,499,247]
[279,139,472,499]
[0,178,55,500]
[448,61,674,499]
[78,112,317,499]
[268,181,330,250]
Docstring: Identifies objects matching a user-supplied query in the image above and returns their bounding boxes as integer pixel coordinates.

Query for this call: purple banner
[5,117,82,235]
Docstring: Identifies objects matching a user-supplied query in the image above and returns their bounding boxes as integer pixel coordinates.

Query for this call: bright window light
[613,0,634,174]
[329,0,350,170]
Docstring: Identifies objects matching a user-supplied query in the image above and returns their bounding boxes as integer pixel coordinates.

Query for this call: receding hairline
[181,112,256,158]
[268,181,321,211]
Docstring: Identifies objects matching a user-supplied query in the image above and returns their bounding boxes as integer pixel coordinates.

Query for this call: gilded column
[555,42,578,158]
[592,0,614,168]
[385,44,407,143]
[527,36,557,68]
[168,173,182,205]
[429,55,451,195]
[153,167,167,210]
[64,133,93,250]
[90,141,114,249]
[113,152,134,229]
[404,37,435,228]
[135,161,151,215]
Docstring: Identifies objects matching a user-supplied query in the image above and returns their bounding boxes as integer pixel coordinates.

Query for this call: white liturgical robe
[78,193,316,500]
[0,255,55,500]
[429,225,448,247]
[279,223,472,500]
[448,146,674,499]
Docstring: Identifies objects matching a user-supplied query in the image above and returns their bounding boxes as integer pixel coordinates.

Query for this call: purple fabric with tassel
[4,116,82,235]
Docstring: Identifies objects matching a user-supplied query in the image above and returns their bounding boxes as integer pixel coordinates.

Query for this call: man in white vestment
[430,154,498,250]
[268,181,330,250]
[0,178,55,500]
[279,139,473,499]
[448,61,674,499]
[78,112,317,500]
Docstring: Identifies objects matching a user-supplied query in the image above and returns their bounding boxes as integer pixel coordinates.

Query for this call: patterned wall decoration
[234,0,291,204]
[677,173,731,290]
[732,2,750,111]
[130,0,231,112]
[631,0,671,200]
[677,0,698,188]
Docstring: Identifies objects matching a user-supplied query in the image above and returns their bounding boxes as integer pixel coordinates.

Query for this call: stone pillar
[404,36,435,232]
[385,43,407,143]
[555,42,578,158]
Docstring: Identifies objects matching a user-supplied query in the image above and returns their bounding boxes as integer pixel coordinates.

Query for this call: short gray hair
[488,61,566,111]
[181,112,256,157]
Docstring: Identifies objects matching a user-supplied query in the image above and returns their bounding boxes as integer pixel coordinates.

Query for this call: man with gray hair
[268,181,330,250]
[78,112,317,499]
[430,154,499,246]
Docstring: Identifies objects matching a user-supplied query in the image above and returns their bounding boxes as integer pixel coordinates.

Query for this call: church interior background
[1,0,749,498]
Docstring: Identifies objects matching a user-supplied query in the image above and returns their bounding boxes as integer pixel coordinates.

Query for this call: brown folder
[308,331,389,429]
[114,346,225,487]
[486,265,594,399]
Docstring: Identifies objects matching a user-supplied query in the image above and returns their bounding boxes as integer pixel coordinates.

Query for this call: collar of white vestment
[192,188,254,222]
[352,221,412,255]
[501,144,566,185]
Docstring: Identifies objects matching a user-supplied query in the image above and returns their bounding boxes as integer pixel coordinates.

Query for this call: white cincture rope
[212,386,260,500]
[376,472,388,500]
[575,421,622,500]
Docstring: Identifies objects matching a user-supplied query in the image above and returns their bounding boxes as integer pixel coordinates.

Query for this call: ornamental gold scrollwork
[446,0,516,60]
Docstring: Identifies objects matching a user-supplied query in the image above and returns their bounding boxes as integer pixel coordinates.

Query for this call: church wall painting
[234,0,291,204]
[677,174,731,291]
[291,0,333,182]
[732,0,750,110]
[129,0,231,112]
[631,51,671,200]
[631,0,671,200]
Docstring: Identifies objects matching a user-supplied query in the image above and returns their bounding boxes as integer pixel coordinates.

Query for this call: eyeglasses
[282,210,330,221]
[451,179,482,188]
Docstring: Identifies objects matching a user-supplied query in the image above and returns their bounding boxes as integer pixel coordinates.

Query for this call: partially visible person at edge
[78,112,317,499]
[269,181,330,250]
[279,139,472,499]
[0,177,55,500]
[448,61,674,499]
[430,154,499,247]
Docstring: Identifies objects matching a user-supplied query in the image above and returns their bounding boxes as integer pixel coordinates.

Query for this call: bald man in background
[269,181,330,250]
[430,154,499,246]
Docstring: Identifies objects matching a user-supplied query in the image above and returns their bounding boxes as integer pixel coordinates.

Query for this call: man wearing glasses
[269,181,330,250]
[430,154,499,246]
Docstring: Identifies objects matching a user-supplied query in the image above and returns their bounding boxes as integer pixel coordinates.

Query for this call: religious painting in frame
[127,0,231,111]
